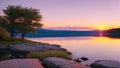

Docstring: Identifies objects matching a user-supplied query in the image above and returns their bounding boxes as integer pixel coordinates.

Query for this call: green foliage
[0,51,10,61]
[0,16,9,24]
[3,5,42,26]
[0,27,10,40]
[0,16,9,29]
[27,50,71,61]
[1,5,43,40]
[17,24,35,33]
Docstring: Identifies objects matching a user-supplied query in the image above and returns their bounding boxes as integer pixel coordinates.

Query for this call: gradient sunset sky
[0,0,120,30]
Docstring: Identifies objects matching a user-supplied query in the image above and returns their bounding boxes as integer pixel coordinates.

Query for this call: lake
[28,36,120,65]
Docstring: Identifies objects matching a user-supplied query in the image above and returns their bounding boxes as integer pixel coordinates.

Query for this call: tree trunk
[21,33,25,40]
[10,32,15,40]
[14,32,18,38]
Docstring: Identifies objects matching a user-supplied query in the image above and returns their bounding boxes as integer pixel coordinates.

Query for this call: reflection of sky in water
[28,37,120,65]
[28,36,94,41]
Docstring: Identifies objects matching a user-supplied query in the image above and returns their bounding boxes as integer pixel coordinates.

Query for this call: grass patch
[0,51,10,61]
[27,50,71,61]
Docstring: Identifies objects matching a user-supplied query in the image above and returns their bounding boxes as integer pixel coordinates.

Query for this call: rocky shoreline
[10,43,71,58]
[0,58,90,68]
[0,43,120,68]
[0,43,90,68]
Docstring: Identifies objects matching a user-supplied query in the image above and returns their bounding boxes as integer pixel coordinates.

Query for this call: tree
[0,16,9,28]
[2,5,43,39]
[17,24,35,39]
[0,27,10,40]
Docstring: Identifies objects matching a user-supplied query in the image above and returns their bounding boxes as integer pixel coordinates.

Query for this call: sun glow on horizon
[94,25,110,30]
[99,26,104,31]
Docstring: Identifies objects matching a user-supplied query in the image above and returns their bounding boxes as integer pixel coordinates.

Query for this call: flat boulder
[10,43,71,58]
[43,57,89,68]
[0,59,44,68]
[11,43,67,52]
[91,60,120,68]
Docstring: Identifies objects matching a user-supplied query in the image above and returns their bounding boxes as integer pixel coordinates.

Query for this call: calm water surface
[28,36,120,65]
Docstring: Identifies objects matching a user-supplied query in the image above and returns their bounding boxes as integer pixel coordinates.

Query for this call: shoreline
[1,39,120,68]
[0,39,91,68]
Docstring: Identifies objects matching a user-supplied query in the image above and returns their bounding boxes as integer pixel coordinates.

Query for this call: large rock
[43,57,89,68]
[11,43,70,58]
[0,59,44,68]
[11,43,67,52]
[91,60,120,68]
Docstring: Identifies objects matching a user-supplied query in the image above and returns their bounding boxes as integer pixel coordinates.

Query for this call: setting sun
[95,25,110,31]
[94,26,105,30]
[99,26,104,31]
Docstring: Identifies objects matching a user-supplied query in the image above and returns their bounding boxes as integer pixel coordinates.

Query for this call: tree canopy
[0,5,43,40]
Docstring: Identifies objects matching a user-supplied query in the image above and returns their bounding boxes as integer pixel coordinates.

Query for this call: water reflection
[28,36,120,65]
[105,35,120,39]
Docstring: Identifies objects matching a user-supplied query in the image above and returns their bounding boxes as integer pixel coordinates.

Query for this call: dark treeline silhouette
[105,28,120,38]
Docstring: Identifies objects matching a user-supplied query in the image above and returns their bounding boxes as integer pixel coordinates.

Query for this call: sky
[0,0,120,30]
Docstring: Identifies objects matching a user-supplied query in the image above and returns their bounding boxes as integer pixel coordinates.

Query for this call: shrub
[27,50,71,61]
[0,51,10,61]
[0,27,10,40]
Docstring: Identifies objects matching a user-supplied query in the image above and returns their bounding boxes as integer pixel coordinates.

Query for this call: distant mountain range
[44,27,95,31]
[26,28,101,38]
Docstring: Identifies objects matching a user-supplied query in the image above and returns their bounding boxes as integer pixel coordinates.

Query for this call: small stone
[81,57,89,61]
[74,58,82,63]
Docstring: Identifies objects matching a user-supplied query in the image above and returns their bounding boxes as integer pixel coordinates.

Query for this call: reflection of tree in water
[105,28,120,38]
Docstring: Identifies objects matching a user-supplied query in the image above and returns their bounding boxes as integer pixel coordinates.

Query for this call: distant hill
[26,28,100,38]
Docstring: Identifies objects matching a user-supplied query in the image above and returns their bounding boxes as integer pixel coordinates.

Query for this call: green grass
[0,38,48,45]
[27,50,71,61]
